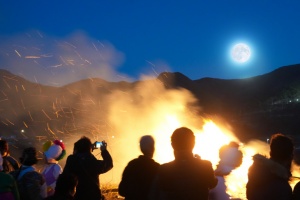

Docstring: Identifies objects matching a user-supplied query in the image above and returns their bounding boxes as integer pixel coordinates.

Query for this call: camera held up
[92,140,107,151]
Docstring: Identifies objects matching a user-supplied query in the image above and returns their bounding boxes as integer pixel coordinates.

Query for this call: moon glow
[231,43,251,63]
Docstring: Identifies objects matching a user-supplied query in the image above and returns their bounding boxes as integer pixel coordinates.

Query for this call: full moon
[231,43,251,63]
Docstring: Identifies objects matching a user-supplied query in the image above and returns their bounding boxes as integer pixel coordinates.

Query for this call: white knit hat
[45,145,63,161]
[43,140,66,162]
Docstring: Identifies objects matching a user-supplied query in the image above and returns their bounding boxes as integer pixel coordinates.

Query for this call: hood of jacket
[252,154,291,180]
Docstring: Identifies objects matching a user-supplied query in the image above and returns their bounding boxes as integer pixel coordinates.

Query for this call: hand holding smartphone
[95,141,103,148]
[93,141,107,151]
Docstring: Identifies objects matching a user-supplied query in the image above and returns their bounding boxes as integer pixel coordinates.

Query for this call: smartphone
[95,141,103,148]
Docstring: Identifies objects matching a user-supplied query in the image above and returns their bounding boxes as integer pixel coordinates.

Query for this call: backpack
[11,169,45,200]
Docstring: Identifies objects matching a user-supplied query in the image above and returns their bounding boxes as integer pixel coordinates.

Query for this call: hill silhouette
[158,64,300,141]
[0,64,300,147]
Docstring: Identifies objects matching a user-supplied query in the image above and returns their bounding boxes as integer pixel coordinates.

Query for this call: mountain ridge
[0,64,299,144]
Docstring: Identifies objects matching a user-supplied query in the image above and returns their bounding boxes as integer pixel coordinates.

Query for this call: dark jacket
[11,166,46,200]
[63,150,113,200]
[246,154,292,200]
[118,155,160,200]
[149,153,217,200]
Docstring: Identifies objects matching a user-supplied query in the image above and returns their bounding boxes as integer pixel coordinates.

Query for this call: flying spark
[14,50,21,57]
[50,64,62,68]
[25,56,41,59]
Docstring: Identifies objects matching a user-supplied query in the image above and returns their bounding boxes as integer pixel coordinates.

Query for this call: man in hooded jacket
[246,133,294,200]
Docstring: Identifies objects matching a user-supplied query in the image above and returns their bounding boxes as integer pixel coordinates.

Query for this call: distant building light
[289,100,292,103]
[297,99,299,102]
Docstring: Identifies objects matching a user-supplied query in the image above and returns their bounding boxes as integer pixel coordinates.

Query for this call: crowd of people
[0,127,300,200]
[0,136,113,200]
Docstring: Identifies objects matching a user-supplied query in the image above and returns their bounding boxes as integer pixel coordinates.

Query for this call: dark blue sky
[1,0,300,85]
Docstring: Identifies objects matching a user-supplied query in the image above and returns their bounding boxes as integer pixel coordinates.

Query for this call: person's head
[20,147,38,166]
[43,140,66,163]
[55,173,78,197]
[270,133,294,164]
[0,139,9,157]
[73,136,92,154]
[171,127,195,152]
[140,135,155,158]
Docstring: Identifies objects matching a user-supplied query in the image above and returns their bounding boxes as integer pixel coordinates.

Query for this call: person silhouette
[246,133,294,200]
[293,181,300,200]
[41,140,67,196]
[119,135,160,200]
[292,147,300,200]
[149,127,218,200]
[44,172,78,200]
[63,136,113,200]
[11,147,47,199]
[0,153,20,200]
[0,139,19,173]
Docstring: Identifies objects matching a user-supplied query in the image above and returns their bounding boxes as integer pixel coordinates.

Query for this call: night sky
[1,1,300,86]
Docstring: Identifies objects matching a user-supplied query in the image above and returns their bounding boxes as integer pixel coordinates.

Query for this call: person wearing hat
[41,140,66,197]
[0,153,20,200]
[11,147,47,200]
